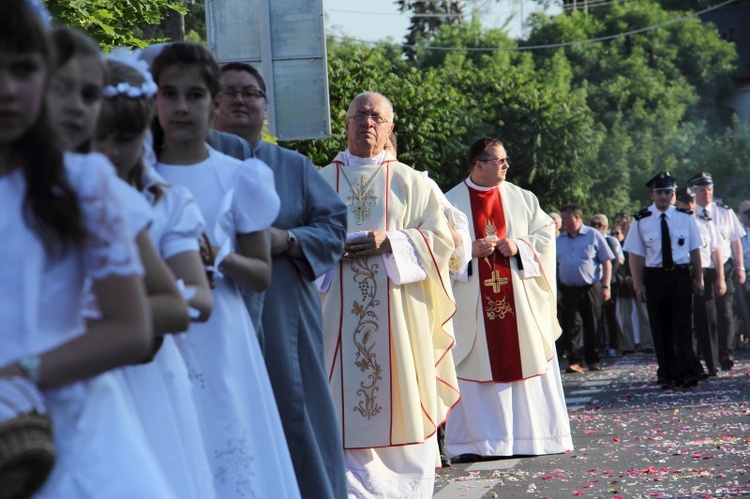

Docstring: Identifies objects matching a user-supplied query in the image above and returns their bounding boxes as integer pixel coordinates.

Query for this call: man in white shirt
[623,172,703,389]
[688,172,746,371]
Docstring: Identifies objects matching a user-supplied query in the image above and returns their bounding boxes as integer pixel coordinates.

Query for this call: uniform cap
[676,186,695,202]
[687,171,713,187]
[646,171,677,191]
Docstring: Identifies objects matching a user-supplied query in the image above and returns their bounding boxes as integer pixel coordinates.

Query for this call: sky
[323,0,563,44]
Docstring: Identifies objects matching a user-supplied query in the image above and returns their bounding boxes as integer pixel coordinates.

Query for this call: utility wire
[328,9,464,18]
[562,0,630,11]
[327,0,626,18]
[331,0,737,52]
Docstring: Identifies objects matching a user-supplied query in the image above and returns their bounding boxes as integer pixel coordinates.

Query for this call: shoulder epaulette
[675,207,693,215]
[633,208,652,220]
[717,202,732,211]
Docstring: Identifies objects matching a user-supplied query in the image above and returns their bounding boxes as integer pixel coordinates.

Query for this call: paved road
[434,350,750,498]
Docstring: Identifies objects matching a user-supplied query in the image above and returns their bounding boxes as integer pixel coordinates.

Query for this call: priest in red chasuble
[444,137,573,460]
[318,92,460,498]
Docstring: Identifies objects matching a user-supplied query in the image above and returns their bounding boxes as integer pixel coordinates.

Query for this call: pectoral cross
[483,270,508,293]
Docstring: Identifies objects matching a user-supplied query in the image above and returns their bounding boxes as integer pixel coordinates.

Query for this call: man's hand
[270,227,287,256]
[601,286,611,302]
[716,277,727,297]
[737,267,746,285]
[472,237,498,258]
[345,230,391,257]
[495,238,518,258]
[693,277,705,297]
[634,283,647,303]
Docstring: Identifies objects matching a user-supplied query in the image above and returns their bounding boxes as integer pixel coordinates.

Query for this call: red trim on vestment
[415,228,457,365]
[333,168,348,447]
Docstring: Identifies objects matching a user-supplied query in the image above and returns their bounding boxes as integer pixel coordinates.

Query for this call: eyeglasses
[589,222,603,228]
[346,113,391,124]
[611,231,622,236]
[220,88,266,101]
[478,157,510,166]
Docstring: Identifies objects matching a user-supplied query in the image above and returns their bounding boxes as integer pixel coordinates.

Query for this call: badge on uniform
[678,236,685,246]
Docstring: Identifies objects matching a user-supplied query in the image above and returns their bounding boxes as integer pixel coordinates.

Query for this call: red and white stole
[468,186,523,382]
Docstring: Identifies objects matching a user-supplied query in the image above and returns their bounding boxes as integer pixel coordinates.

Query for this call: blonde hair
[99,59,164,203]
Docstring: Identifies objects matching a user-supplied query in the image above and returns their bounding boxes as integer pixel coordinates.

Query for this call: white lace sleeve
[382,231,428,284]
[66,153,143,280]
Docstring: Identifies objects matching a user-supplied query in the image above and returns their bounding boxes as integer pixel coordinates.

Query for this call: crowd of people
[3,1,749,498]
[552,173,750,390]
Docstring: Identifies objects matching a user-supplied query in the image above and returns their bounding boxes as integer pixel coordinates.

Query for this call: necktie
[661,213,673,270]
[703,208,710,220]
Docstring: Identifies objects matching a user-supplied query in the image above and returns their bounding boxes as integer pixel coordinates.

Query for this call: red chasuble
[468,185,522,382]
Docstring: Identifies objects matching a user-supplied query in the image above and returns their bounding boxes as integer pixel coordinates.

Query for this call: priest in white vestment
[319,92,460,498]
[444,137,573,459]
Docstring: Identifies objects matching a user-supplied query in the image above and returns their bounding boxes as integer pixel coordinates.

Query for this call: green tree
[290,23,601,212]
[396,0,465,61]
[45,0,185,49]
[525,0,748,214]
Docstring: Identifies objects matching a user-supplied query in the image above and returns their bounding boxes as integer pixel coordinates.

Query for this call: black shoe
[708,370,719,377]
[720,360,734,371]
[641,348,655,354]
[697,372,710,380]
[661,379,676,390]
[621,349,635,355]
[681,376,698,388]
[440,454,451,467]
[451,453,481,464]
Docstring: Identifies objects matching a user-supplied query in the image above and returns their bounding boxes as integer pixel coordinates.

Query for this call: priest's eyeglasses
[220,88,266,101]
[346,113,391,124]
[478,157,510,166]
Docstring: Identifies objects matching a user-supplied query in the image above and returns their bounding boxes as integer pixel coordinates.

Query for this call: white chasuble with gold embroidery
[446,179,561,382]
[319,152,460,450]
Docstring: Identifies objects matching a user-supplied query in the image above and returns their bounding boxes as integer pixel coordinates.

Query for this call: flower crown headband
[103,47,158,99]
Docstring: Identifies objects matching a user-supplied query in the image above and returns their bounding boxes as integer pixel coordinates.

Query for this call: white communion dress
[156,146,301,499]
[1,153,174,498]
[109,166,216,498]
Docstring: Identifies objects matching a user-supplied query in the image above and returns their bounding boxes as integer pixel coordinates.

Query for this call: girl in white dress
[47,27,189,339]
[43,27,192,497]
[93,53,217,499]
[150,42,301,499]
[0,2,173,497]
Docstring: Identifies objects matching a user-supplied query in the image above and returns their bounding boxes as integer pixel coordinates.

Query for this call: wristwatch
[18,354,41,384]
[286,230,298,253]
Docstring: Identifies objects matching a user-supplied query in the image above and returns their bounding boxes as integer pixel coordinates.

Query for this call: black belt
[560,282,595,288]
[645,264,690,272]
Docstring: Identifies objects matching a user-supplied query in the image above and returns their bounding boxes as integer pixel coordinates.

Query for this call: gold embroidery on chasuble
[349,257,383,419]
[339,163,385,225]
[480,219,514,319]
[335,163,392,436]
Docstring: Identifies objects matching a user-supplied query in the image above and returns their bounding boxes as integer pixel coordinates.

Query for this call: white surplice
[444,178,573,457]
